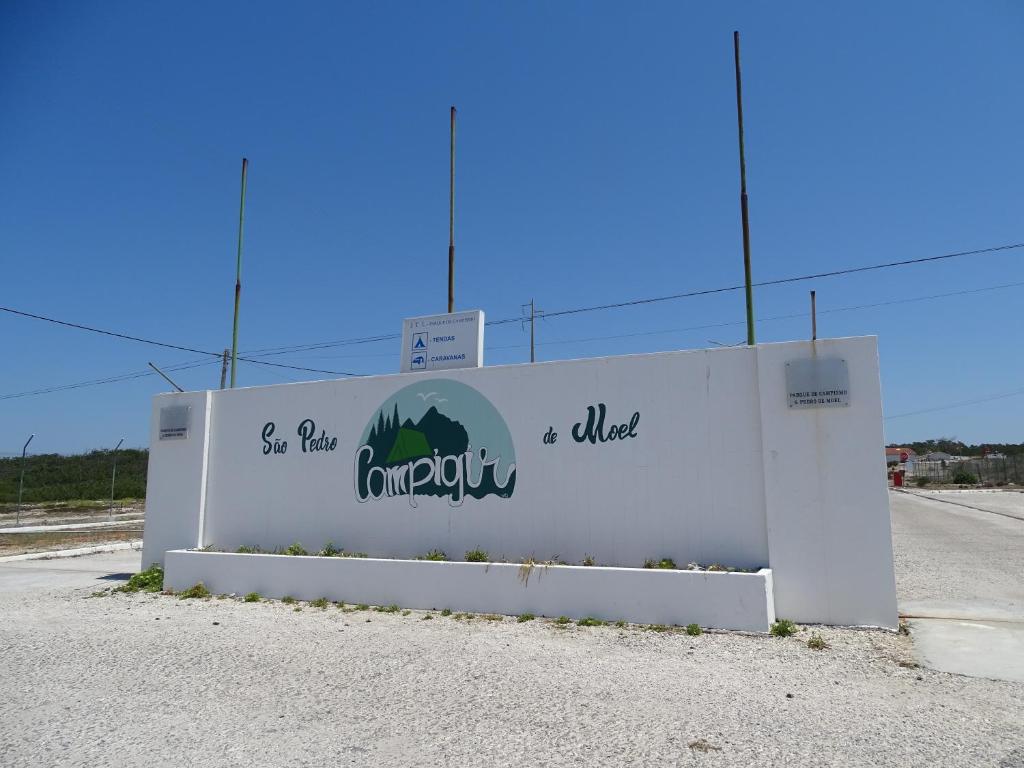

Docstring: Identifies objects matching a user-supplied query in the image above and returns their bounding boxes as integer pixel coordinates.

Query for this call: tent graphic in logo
[354,379,516,506]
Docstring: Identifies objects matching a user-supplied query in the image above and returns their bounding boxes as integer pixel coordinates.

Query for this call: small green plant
[577,616,605,627]
[898,619,910,636]
[354,603,370,611]
[643,558,677,570]
[483,614,503,621]
[281,595,297,604]
[554,616,571,625]
[422,613,434,620]
[517,613,535,623]
[117,564,164,593]
[646,624,672,633]
[706,563,726,572]
[464,548,489,563]
[807,632,829,650]
[914,476,931,488]
[453,612,475,621]
[283,542,309,556]
[178,582,211,600]
[293,606,302,612]
[243,592,261,603]
[310,597,329,609]
[770,618,798,637]
[418,549,448,561]
[685,623,703,636]
[317,542,342,557]
[344,552,368,558]
[440,608,452,616]
[581,554,596,566]
[334,601,346,609]
[614,620,627,628]
[402,609,411,616]
[374,604,400,613]
[236,545,264,554]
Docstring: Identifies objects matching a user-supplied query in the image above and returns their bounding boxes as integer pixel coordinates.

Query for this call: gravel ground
[2,585,1023,767]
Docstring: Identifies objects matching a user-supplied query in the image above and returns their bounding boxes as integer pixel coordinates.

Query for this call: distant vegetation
[890,438,1024,457]
[0,449,147,504]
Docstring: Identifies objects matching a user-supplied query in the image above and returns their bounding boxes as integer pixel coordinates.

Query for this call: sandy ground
[1,499,1023,767]
[0,501,144,556]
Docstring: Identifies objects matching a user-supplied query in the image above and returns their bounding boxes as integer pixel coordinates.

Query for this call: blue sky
[1,1,1022,455]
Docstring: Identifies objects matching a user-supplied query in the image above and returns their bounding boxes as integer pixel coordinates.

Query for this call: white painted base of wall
[164,550,776,632]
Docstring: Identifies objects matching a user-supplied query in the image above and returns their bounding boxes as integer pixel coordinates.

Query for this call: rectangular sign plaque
[400,310,484,373]
[159,404,192,440]
[785,358,850,409]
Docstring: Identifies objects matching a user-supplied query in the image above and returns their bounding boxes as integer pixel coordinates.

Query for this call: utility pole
[230,157,248,387]
[219,348,229,389]
[448,106,456,313]
[109,437,124,521]
[521,299,542,363]
[148,362,184,392]
[16,433,34,526]
[733,31,755,346]
[810,290,817,341]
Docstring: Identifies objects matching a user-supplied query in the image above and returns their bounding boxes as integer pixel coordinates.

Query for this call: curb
[0,541,143,564]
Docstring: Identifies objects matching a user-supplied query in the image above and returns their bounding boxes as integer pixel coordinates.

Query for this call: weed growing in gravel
[178,582,211,600]
[422,614,434,620]
[577,617,605,627]
[483,614,503,621]
[688,739,722,753]
[283,542,309,556]
[402,609,411,616]
[686,623,703,636]
[807,632,829,650]
[310,598,329,609]
[334,601,345,609]
[417,549,448,561]
[770,619,798,637]
[581,554,595,566]
[88,589,111,598]
[440,608,452,616]
[614,620,627,628]
[293,606,302,612]
[375,604,400,613]
[899,620,911,636]
[706,563,726,572]
[643,558,677,570]
[464,548,489,562]
[554,616,571,625]
[645,624,673,633]
[281,596,297,605]
[517,613,535,623]
[244,592,261,603]
[453,612,475,621]
[354,604,370,611]
[317,542,342,557]
[117,564,164,593]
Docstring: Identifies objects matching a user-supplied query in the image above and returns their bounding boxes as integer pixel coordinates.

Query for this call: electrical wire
[885,388,1024,419]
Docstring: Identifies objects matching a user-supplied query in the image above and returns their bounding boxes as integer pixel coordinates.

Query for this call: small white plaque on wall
[159,404,192,440]
[785,358,850,409]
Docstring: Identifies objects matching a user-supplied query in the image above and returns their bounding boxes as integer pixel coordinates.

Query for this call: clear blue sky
[1,1,1022,455]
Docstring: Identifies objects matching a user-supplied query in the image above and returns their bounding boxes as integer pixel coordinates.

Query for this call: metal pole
[109,437,124,521]
[448,106,456,313]
[16,433,34,526]
[530,299,536,363]
[230,157,248,387]
[219,348,229,390]
[810,290,817,341]
[733,31,755,346]
[148,362,185,392]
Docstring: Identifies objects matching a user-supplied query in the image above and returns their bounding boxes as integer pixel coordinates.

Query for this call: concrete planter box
[165,550,775,631]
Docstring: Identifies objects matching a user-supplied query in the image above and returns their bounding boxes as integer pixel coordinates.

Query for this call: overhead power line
[885,388,1024,420]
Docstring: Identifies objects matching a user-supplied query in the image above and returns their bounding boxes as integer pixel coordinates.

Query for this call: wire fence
[906,455,1024,486]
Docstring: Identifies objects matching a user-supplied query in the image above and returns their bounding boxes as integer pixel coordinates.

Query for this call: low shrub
[374,604,400,613]
[807,632,829,650]
[464,548,489,563]
[283,542,309,556]
[685,623,703,636]
[770,618,798,637]
[317,542,342,557]
[914,476,930,488]
[418,549,448,561]
[118,564,164,593]
[951,470,977,485]
[577,616,605,627]
[554,616,571,625]
[517,613,535,623]
[281,596,296,604]
[440,608,452,616]
[643,558,677,570]
[243,592,261,603]
[178,582,211,600]
[310,598,329,609]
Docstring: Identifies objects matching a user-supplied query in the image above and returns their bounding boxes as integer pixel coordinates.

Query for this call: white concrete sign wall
[143,336,898,628]
[400,310,484,373]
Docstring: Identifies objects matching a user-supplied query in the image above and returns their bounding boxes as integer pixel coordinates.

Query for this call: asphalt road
[891,489,1024,682]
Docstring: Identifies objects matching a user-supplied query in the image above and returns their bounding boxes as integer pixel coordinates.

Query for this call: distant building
[885,447,916,465]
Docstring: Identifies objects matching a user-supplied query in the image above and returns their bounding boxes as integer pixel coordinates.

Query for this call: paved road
[891,490,1024,682]
[0,550,140,591]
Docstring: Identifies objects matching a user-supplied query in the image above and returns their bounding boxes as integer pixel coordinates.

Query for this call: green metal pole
[733,31,755,346]
[448,106,456,313]
[230,157,248,388]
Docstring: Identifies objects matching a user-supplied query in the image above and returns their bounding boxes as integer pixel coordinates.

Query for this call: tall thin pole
[448,106,456,313]
[219,348,230,390]
[230,157,248,387]
[733,31,755,346]
[530,299,536,363]
[16,433,34,526]
[109,437,124,521]
[148,362,184,392]
[810,290,817,341]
